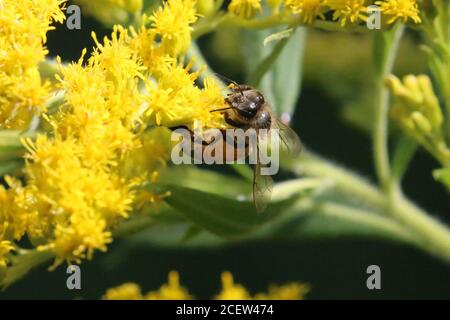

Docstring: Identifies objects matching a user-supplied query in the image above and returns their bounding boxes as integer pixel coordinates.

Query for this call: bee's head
[227,86,265,118]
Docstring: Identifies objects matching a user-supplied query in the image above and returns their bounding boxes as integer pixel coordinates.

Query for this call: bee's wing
[253,162,274,213]
[273,119,302,157]
[253,141,274,213]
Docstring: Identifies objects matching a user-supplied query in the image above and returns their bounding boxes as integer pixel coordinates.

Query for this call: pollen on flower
[129,22,176,76]
[325,0,369,26]
[144,62,230,132]
[284,0,326,24]
[375,0,421,24]
[228,0,263,19]
[149,0,198,56]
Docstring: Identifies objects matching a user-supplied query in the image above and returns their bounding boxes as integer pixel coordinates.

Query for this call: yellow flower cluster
[73,0,143,25]
[103,271,310,300]
[228,0,422,26]
[127,0,229,131]
[0,0,230,269]
[374,0,421,24]
[0,0,66,129]
[2,25,166,266]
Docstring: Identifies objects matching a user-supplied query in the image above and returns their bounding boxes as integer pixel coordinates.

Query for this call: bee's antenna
[214,73,245,98]
[214,73,240,87]
[210,106,234,113]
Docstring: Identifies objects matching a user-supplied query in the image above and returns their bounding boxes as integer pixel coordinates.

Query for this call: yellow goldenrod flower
[0,240,15,268]
[103,283,144,300]
[0,0,66,129]
[38,215,112,264]
[215,271,252,300]
[90,27,146,85]
[103,271,310,300]
[149,0,198,56]
[0,0,226,268]
[228,0,263,19]
[284,0,326,24]
[0,22,172,266]
[0,177,33,242]
[325,0,368,26]
[375,0,421,24]
[74,0,143,25]
[103,273,194,300]
[254,283,311,299]
[129,21,177,76]
[145,62,229,131]
[145,271,193,300]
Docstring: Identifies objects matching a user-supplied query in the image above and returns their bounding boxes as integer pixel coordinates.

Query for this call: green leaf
[164,184,305,237]
[391,136,417,181]
[249,37,289,88]
[109,195,415,252]
[0,161,21,176]
[256,200,416,244]
[242,27,307,117]
[160,165,251,197]
[373,23,404,77]
[0,131,26,162]
[263,28,294,47]
[1,250,53,289]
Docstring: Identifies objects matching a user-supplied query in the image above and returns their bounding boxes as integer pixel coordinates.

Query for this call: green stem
[285,151,386,210]
[112,215,156,238]
[391,190,450,262]
[311,201,418,245]
[283,151,450,264]
[192,12,366,39]
[373,24,404,193]
[0,130,27,161]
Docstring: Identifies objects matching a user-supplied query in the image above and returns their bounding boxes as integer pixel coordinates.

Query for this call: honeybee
[212,77,302,212]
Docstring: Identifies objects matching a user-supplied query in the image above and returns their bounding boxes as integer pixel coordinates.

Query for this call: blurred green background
[1,7,450,299]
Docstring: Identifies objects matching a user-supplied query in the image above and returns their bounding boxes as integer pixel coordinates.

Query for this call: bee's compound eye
[248,101,257,111]
[255,93,264,104]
